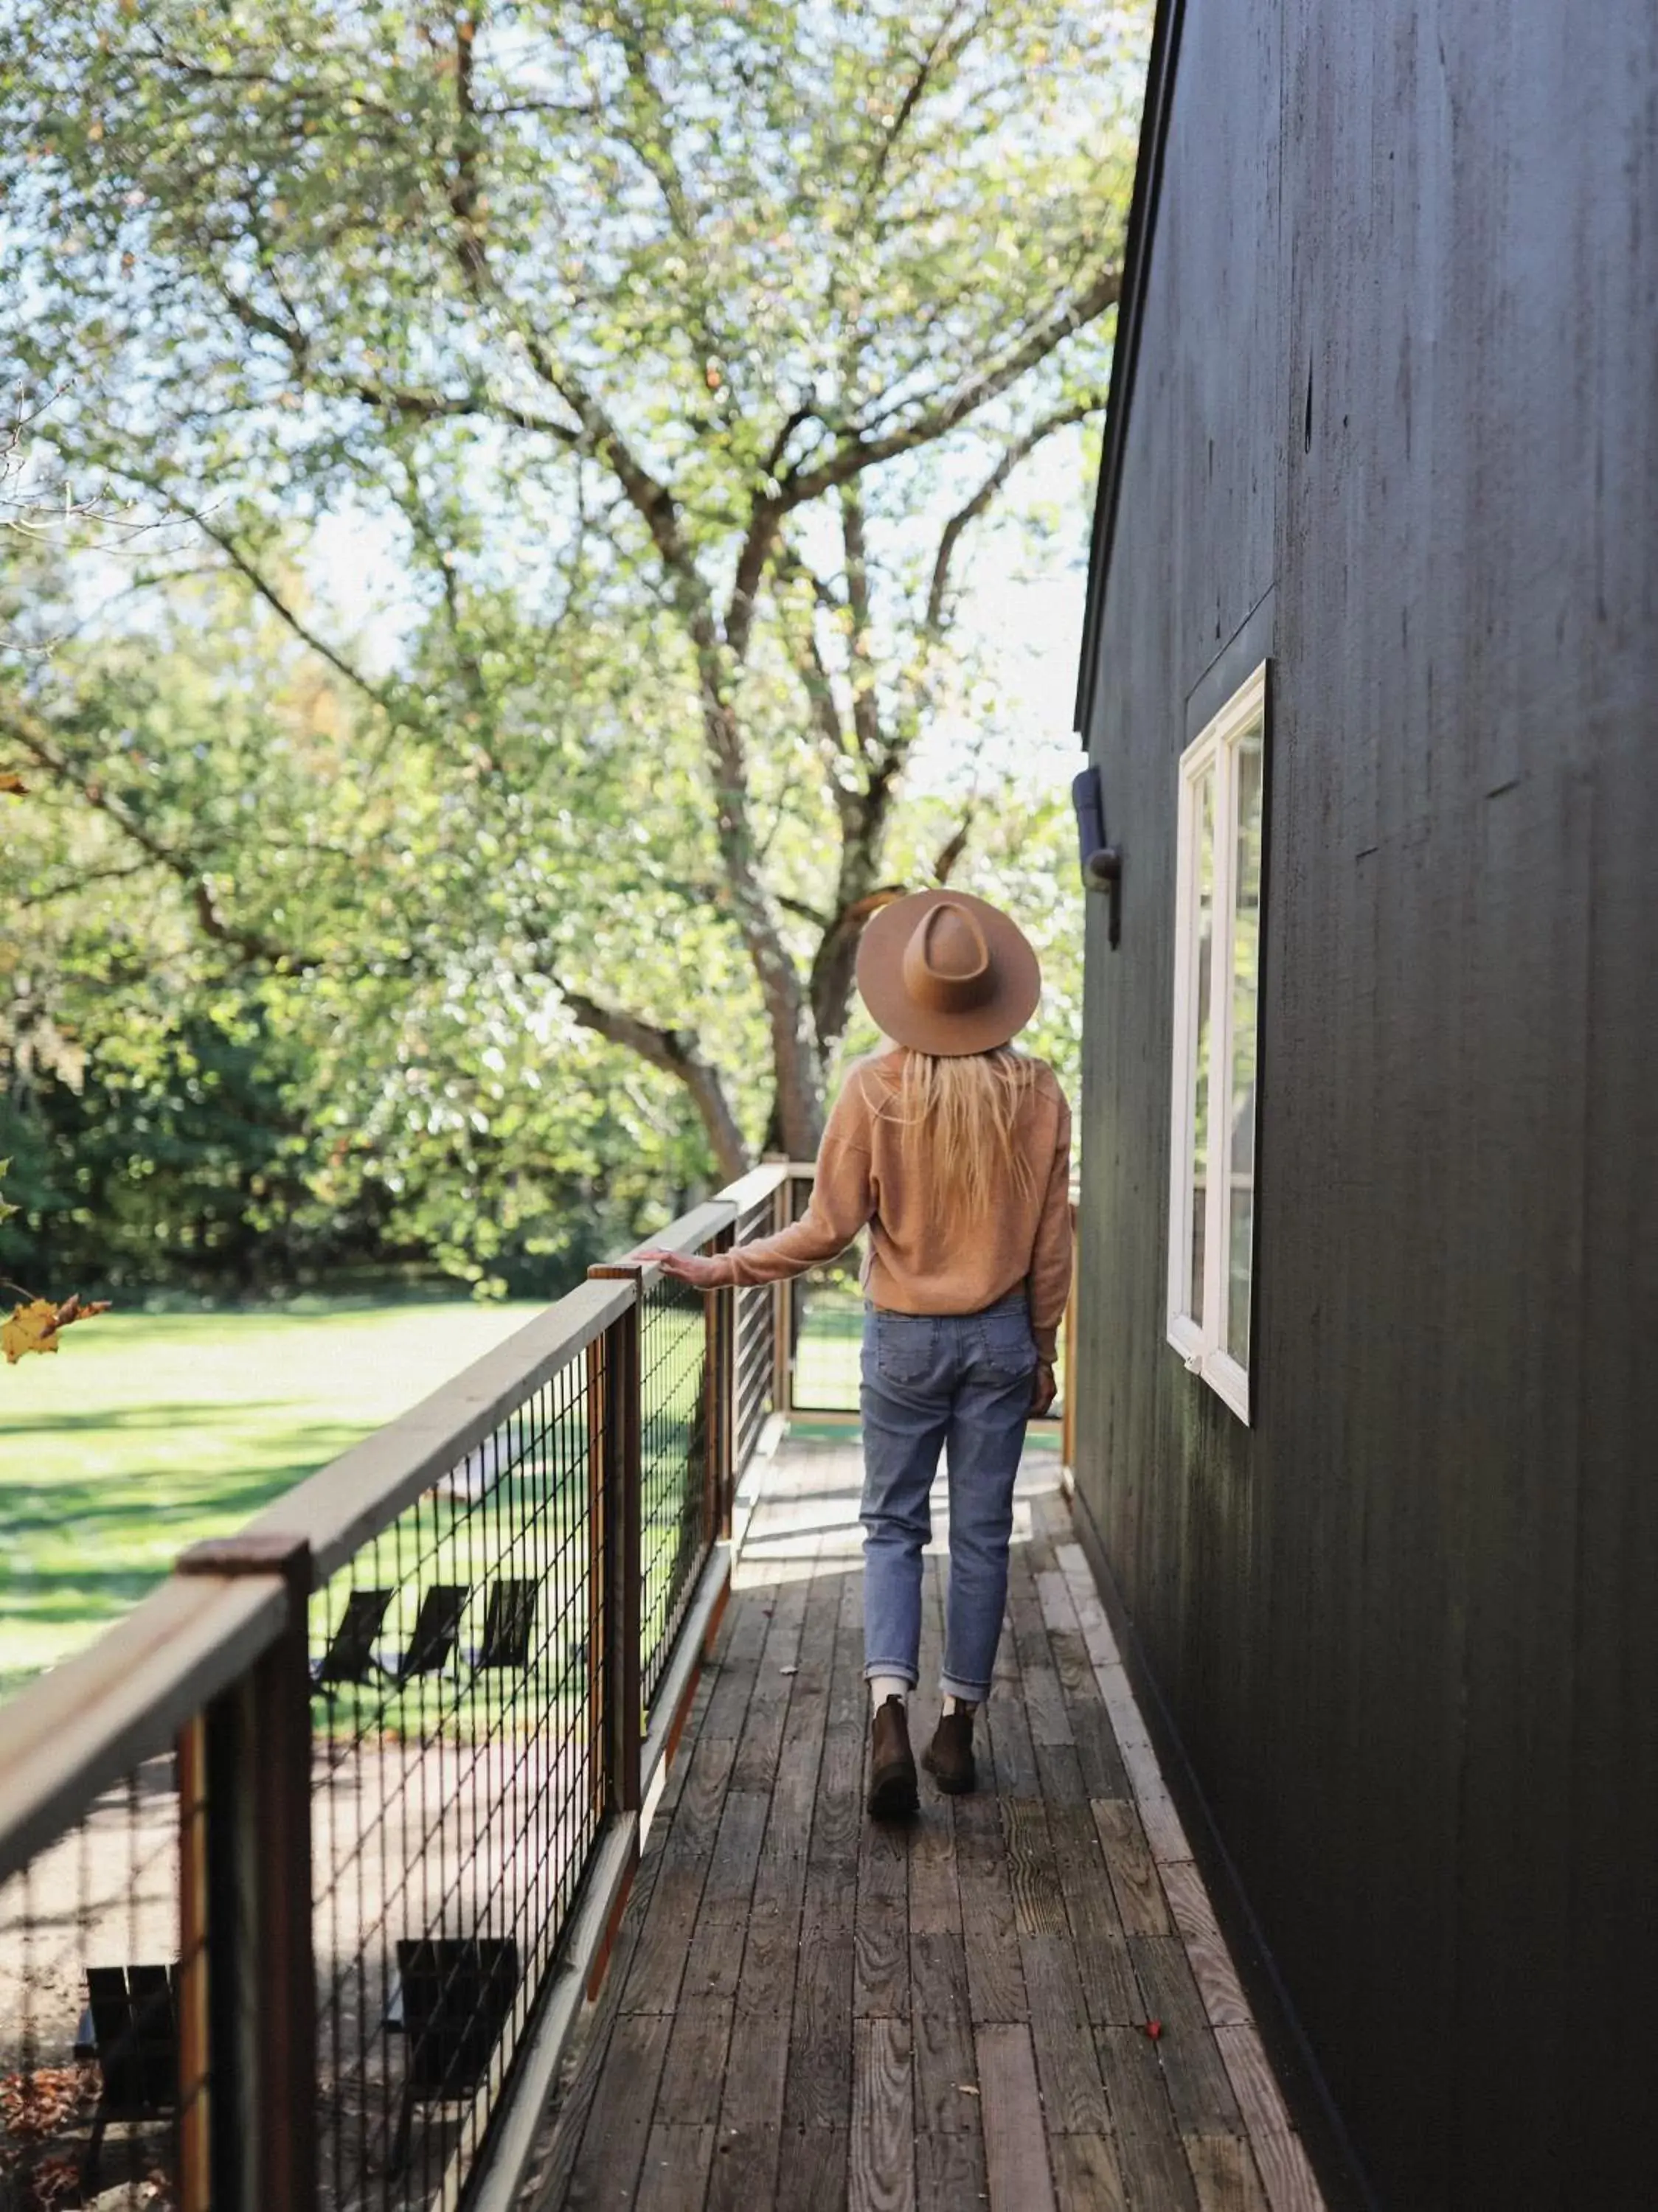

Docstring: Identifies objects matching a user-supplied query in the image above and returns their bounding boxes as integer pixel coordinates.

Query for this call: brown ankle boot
[922,1707,977,1795]
[867,1696,919,1820]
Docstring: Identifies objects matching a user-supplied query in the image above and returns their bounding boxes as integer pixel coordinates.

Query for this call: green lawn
[0,1301,542,1700]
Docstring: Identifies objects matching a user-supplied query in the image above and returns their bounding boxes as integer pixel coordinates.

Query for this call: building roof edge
[1073,0,1188,740]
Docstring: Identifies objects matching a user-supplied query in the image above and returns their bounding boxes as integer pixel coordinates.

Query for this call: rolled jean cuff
[940,1672,993,1703]
[863,1661,918,1688]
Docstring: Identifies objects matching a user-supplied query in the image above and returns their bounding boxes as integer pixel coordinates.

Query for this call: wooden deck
[521,1435,1325,2212]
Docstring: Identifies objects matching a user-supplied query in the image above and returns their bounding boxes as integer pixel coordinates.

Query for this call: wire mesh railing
[0,1166,794,2212]
[303,1343,604,2212]
[0,1765,188,2212]
[730,1175,785,1478]
[632,1270,712,1708]
[0,1571,290,2212]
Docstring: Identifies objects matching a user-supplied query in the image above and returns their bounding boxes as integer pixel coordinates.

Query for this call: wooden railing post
[596,1293,643,1817]
[771,1171,794,1419]
[705,1225,735,1543]
[176,1536,316,2212]
[176,1713,211,2212]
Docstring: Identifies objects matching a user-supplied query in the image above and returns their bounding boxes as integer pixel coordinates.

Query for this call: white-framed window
[1167,662,1267,1423]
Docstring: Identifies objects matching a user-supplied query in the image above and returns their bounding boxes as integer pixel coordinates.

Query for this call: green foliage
[0,0,1140,1287]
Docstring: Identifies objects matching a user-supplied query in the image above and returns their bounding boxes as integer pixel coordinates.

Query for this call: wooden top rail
[718,1161,794,1213]
[0,1571,287,1887]
[600,1195,738,1279]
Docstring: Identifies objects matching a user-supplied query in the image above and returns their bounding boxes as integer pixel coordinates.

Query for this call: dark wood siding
[1074,1,1658,2205]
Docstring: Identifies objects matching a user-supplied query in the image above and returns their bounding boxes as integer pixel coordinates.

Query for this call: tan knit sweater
[705,1050,1074,1360]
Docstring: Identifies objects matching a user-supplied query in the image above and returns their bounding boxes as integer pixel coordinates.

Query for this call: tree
[0,575,738,1295]
[1,0,1142,1169]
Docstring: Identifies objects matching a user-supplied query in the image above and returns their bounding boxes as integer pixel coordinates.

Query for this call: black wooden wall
[1073,1,1658,2205]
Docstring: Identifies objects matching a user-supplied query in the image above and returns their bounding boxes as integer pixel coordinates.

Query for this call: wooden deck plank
[704,1584,773,1735]
[1249,2128,1325,2212]
[1092,1797,1174,1937]
[622,1725,744,2014]
[909,1930,979,2135]
[1095,2024,1201,2212]
[680,1788,771,2002]
[982,1679,1041,1795]
[560,2008,671,2210]
[1069,1697,1133,1801]
[1020,1930,1114,2133]
[1035,1739,1089,1805]
[525,1445,1319,2212]
[1053,1540,1122,1670]
[1160,1861,1252,2027]
[776,2126,850,2212]
[1050,2132,1129,2212]
[811,1572,868,1872]
[1121,1735,1194,1865]
[1002,1795,1067,1935]
[850,2015,915,2212]
[634,2120,715,2212]
[1185,2132,1272,2212]
[1213,2023,1295,2142]
[707,2124,781,2212]
[1044,1616,1097,1705]
[1046,1801,1141,2027]
[1128,1935,1245,2137]
[654,1997,734,2126]
[732,1569,813,1790]
[976,2023,1058,2212]
[718,1542,837,2180]
[722,1905,804,2135]
[1005,1544,1057,1676]
[786,1914,856,2131]
[953,1791,1029,2025]
[853,1894,910,2018]
[906,1805,960,1935]
[915,2127,988,2211]
[523,1639,726,2211]
[521,1809,671,2212]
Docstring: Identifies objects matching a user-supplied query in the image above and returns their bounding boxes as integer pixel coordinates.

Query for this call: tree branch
[842,489,881,760]
[0,701,309,967]
[924,397,1103,633]
[556,984,749,1181]
[853,4,983,224]
[782,269,1120,509]
[932,810,974,884]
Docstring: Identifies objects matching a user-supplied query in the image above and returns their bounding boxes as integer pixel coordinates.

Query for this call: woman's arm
[639,1076,875,1290]
[1028,1090,1074,1364]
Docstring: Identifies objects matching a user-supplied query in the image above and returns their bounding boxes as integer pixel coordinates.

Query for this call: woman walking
[644,890,1072,1820]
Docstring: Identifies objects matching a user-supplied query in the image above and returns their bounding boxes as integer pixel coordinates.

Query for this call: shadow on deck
[520,1436,1325,2212]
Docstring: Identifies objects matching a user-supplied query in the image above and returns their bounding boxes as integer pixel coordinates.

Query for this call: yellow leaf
[4,1300,61,1363]
[1,1293,111,1364]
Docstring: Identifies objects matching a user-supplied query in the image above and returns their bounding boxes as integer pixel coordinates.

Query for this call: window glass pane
[1187,764,1217,1324]
[1225,713,1265,1361]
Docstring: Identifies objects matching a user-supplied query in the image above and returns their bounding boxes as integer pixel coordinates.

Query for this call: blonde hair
[892,1047,1038,1221]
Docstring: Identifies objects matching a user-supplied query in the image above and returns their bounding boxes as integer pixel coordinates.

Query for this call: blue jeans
[859,1290,1037,1703]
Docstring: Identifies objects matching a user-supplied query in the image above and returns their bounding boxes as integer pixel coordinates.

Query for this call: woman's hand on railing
[635,1248,726,1289]
[1030,1359,1058,1418]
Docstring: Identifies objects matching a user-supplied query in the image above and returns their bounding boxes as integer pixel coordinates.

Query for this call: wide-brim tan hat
[856,889,1041,1057]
